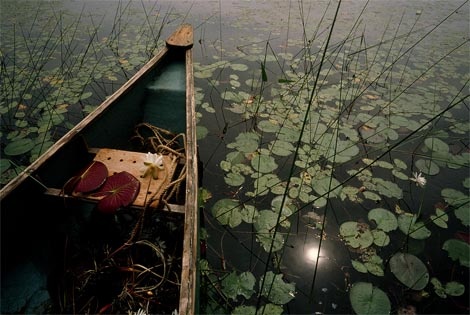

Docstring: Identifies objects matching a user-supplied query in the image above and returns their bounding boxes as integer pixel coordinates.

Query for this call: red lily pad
[90,171,140,214]
[63,161,108,194]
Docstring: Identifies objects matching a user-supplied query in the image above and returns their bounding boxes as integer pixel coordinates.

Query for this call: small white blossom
[141,152,164,179]
[171,310,179,315]
[128,308,147,315]
[410,171,426,188]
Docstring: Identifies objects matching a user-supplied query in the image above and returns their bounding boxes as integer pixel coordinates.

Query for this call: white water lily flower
[141,152,164,179]
[410,171,426,188]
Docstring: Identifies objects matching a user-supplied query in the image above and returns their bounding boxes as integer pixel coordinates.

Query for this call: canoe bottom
[1,195,186,314]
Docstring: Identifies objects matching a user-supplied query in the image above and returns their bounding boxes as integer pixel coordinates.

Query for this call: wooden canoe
[0,24,198,315]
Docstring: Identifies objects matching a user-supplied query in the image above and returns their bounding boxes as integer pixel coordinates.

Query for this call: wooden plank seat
[45,148,185,214]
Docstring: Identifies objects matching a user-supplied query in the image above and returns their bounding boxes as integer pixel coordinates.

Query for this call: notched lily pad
[349,282,390,315]
[91,171,140,214]
[64,161,108,194]
[259,271,295,305]
[390,252,429,290]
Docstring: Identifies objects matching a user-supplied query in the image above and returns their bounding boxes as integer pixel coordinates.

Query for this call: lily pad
[368,208,398,232]
[424,137,449,153]
[64,161,108,194]
[340,221,374,249]
[91,171,140,214]
[256,229,285,252]
[4,138,35,156]
[259,271,295,305]
[349,282,390,315]
[389,252,429,290]
[211,198,243,228]
[442,239,470,267]
[397,214,431,240]
[221,271,255,301]
[415,159,440,175]
[251,154,278,173]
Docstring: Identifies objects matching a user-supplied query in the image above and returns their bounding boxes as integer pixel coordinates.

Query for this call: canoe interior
[1,47,194,314]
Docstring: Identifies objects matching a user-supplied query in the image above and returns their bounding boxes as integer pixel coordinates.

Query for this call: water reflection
[304,243,328,265]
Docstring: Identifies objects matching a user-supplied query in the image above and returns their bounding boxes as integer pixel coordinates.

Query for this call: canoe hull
[1,24,198,315]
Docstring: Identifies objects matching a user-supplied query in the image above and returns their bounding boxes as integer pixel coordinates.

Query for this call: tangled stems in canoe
[109,123,187,255]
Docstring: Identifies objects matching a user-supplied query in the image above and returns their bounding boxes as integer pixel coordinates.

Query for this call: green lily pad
[390,252,429,290]
[340,221,374,249]
[454,203,470,227]
[4,138,35,156]
[259,271,295,305]
[256,229,285,252]
[0,159,11,174]
[240,204,258,224]
[251,154,278,173]
[371,177,403,199]
[442,239,470,268]
[368,208,398,232]
[221,271,255,301]
[352,260,368,273]
[349,282,390,315]
[398,214,431,240]
[430,208,448,228]
[424,137,449,153]
[431,278,466,298]
[227,132,260,153]
[211,199,243,228]
[224,172,245,186]
[415,159,440,175]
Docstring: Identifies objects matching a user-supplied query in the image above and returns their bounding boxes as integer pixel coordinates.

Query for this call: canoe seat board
[73,148,178,209]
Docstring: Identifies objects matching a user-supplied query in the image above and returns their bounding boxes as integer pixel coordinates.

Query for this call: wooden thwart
[76,148,178,209]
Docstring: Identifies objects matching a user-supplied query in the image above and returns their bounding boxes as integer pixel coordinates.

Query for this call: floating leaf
[397,214,431,240]
[368,208,398,232]
[349,282,390,315]
[221,271,255,301]
[444,281,465,297]
[415,159,440,175]
[351,260,368,273]
[91,171,140,214]
[251,154,278,173]
[371,229,390,247]
[254,210,281,231]
[259,271,295,305]
[312,175,342,198]
[390,252,429,290]
[0,159,11,174]
[442,239,470,267]
[340,221,374,249]
[430,208,448,228]
[232,306,256,315]
[441,188,468,206]
[424,137,449,153]
[224,172,245,186]
[454,203,470,227]
[240,204,258,223]
[256,229,284,252]
[372,177,403,199]
[64,161,108,194]
[4,138,35,156]
[431,278,465,298]
[211,198,243,228]
[227,132,260,153]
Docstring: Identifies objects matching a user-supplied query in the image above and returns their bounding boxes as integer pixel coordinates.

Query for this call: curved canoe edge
[166,24,193,49]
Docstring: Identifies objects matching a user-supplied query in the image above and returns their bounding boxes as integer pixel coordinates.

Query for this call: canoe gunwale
[1,24,198,315]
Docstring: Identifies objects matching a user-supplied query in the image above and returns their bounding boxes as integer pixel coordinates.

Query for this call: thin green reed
[256,1,343,312]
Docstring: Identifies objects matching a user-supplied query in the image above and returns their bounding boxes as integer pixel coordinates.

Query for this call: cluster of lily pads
[194,2,469,313]
[0,1,167,185]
